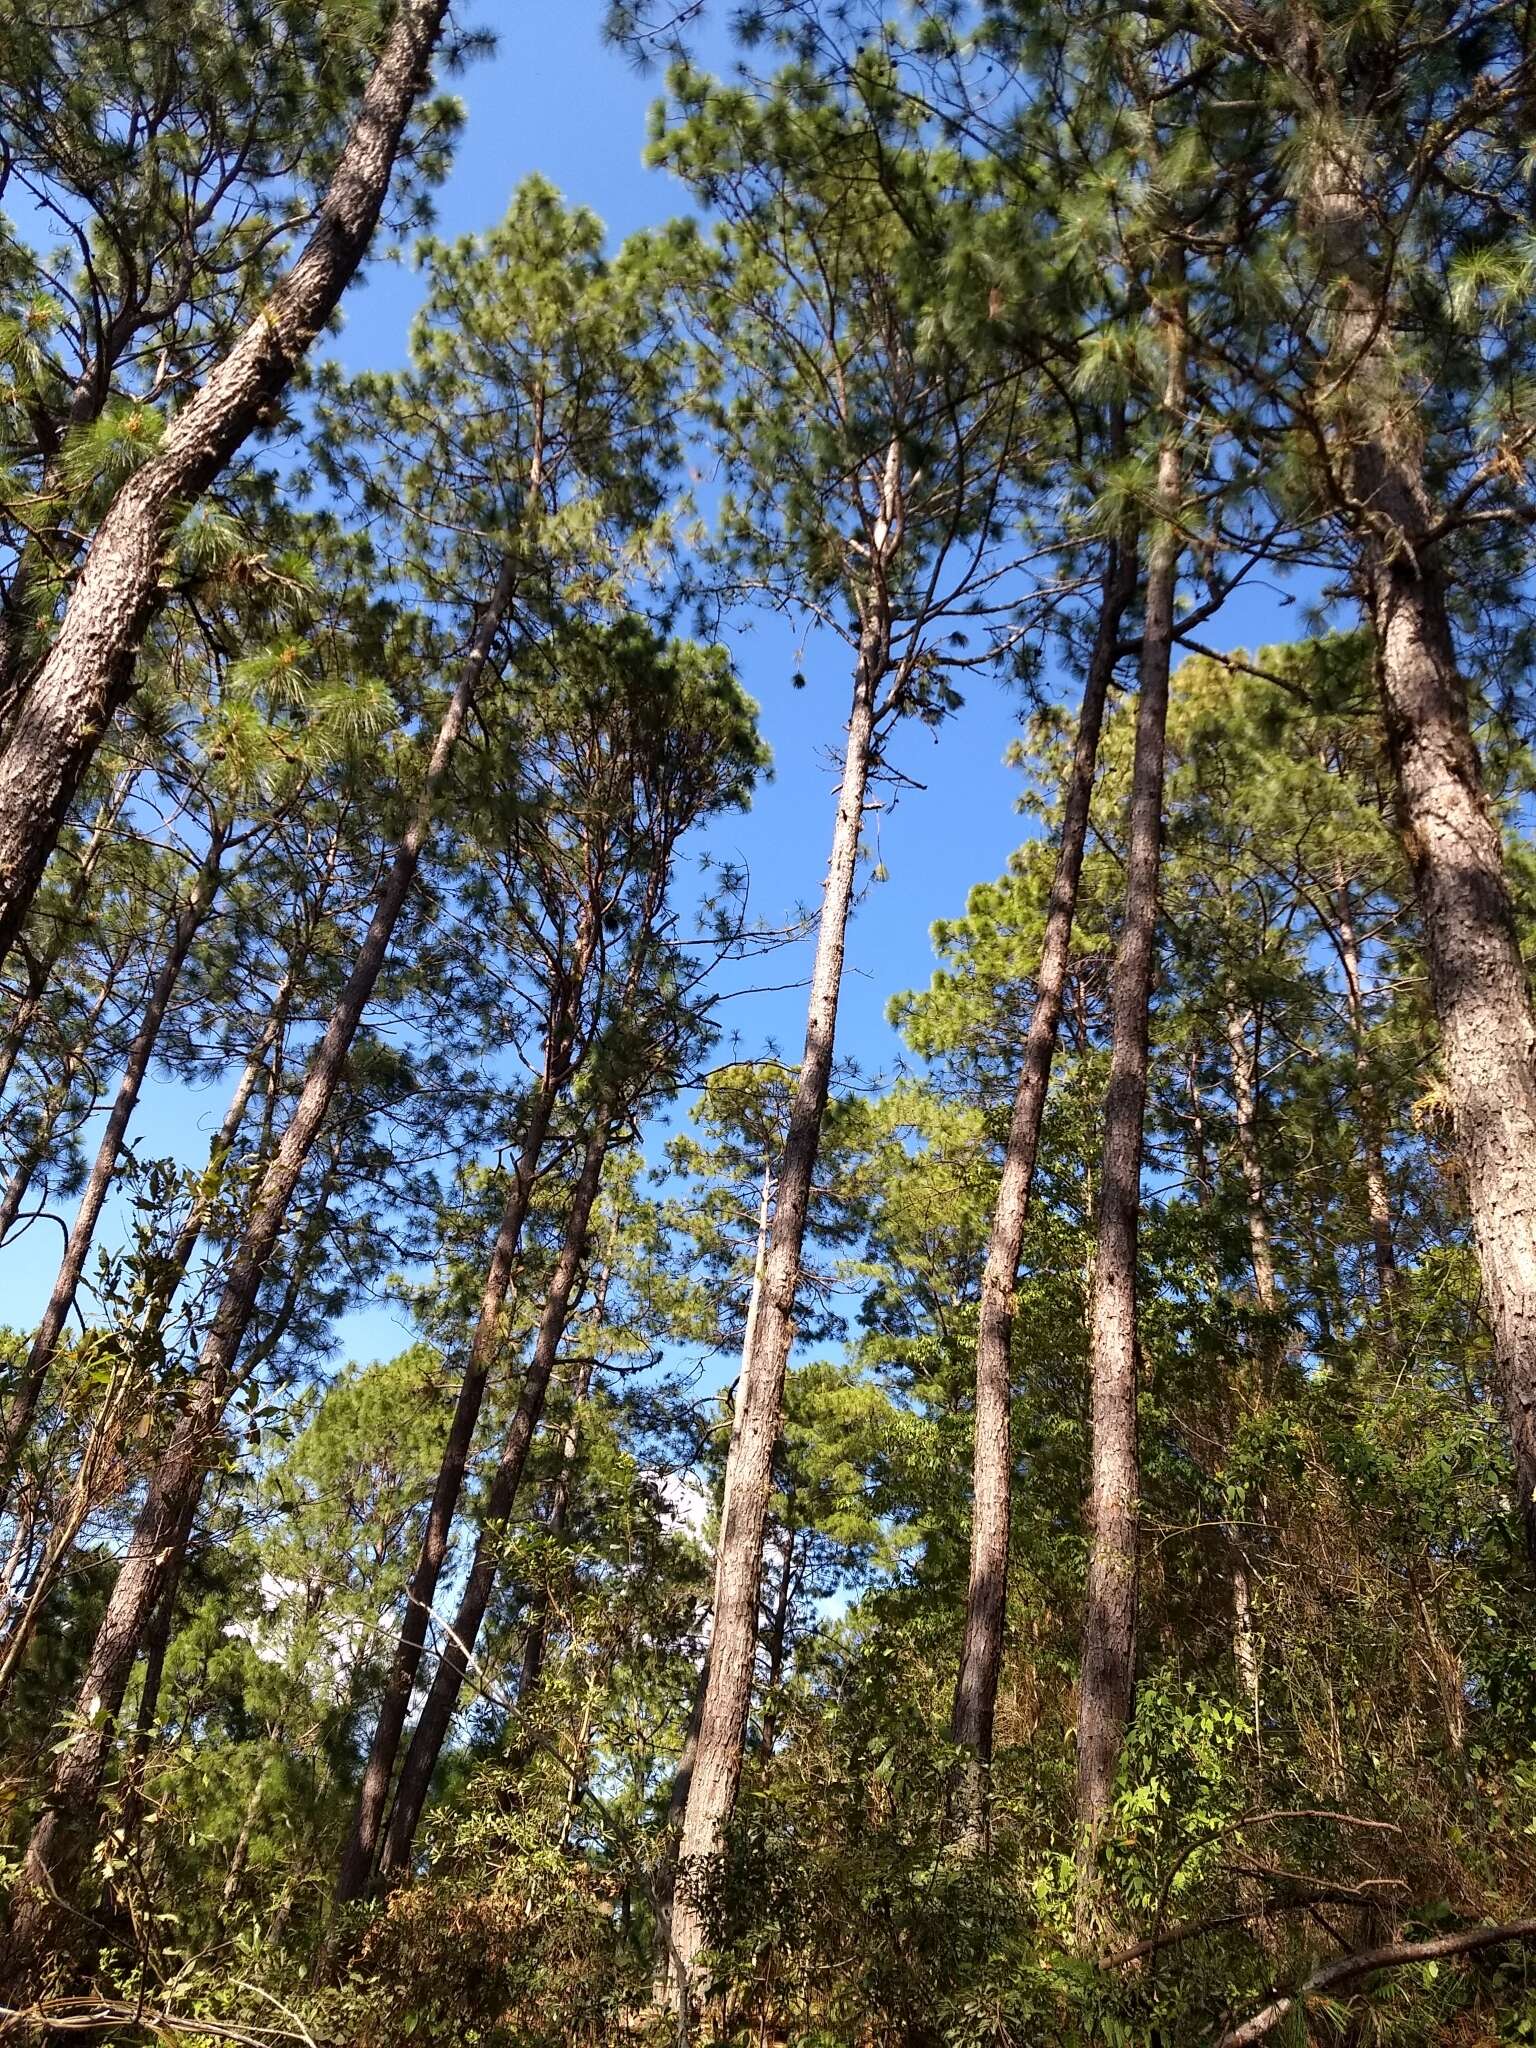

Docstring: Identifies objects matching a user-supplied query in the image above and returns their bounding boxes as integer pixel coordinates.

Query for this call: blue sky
[0,5,1308,1367]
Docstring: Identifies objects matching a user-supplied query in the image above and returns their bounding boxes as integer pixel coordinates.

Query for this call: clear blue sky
[0,5,1306,1364]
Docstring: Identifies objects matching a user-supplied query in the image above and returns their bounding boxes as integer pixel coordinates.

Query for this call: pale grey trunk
[671,610,883,2001]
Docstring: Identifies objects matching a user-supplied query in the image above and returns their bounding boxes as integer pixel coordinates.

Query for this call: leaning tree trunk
[0,999,288,1706]
[951,529,1137,1836]
[1075,281,1185,1941]
[0,827,226,1497]
[0,944,129,1246]
[3,563,514,1989]
[375,1120,612,1884]
[336,1041,575,1900]
[0,0,452,970]
[1309,141,1536,1562]
[671,615,882,2007]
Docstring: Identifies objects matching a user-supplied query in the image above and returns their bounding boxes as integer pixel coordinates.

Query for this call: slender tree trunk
[0,0,452,969]
[222,1763,269,1910]
[655,1163,772,1997]
[1330,864,1398,1309]
[0,945,128,1245]
[1222,994,1277,1317]
[951,530,1137,1825]
[0,763,137,1108]
[1307,122,1536,1562]
[1185,1066,1263,1723]
[337,1057,569,1900]
[116,1499,197,1856]
[1074,280,1185,1938]
[375,1121,612,1883]
[759,1522,797,1761]
[0,828,226,1493]
[0,1015,284,1700]
[516,1346,599,1705]
[671,614,882,2000]
[3,562,514,1985]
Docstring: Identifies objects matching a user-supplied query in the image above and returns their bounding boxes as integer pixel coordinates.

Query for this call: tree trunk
[0,0,452,970]
[759,1521,797,1762]
[671,616,881,2002]
[0,941,130,1245]
[655,1162,772,1996]
[1222,994,1277,1318]
[951,529,1137,1826]
[3,561,513,1987]
[0,828,226,1494]
[1309,141,1536,1559]
[0,1010,285,1703]
[516,1345,599,1705]
[0,763,137,1109]
[375,1121,611,1883]
[1330,864,1398,1310]
[1074,280,1185,1939]
[337,1061,567,1900]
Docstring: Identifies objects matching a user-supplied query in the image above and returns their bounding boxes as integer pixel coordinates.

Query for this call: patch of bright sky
[0,6,1314,1373]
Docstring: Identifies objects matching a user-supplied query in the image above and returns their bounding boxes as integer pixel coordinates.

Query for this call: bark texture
[1309,137,1536,1559]
[951,532,1137,1814]
[1075,287,1185,1934]
[0,0,451,969]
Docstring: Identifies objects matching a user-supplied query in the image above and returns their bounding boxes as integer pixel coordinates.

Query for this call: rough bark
[951,530,1137,1821]
[0,829,225,1494]
[0,0,452,970]
[671,616,881,1999]
[337,1055,570,1901]
[3,561,512,1986]
[375,1121,611,1883]
[1074,283,1185,1936]
[1300,44,1536,1561]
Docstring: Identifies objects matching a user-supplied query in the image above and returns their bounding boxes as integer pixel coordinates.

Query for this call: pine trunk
[3,564,512,1983]
[0,0,451,970]
[1074,284,1185,1937]
[0,828,225,1493]
[375,1121,611,1882]
[670,620,881,2002]
[1331,865,1399,1310]
[951,530,1136,1822]
[337,1063,566,1900]
[1311,148,1536,1558]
